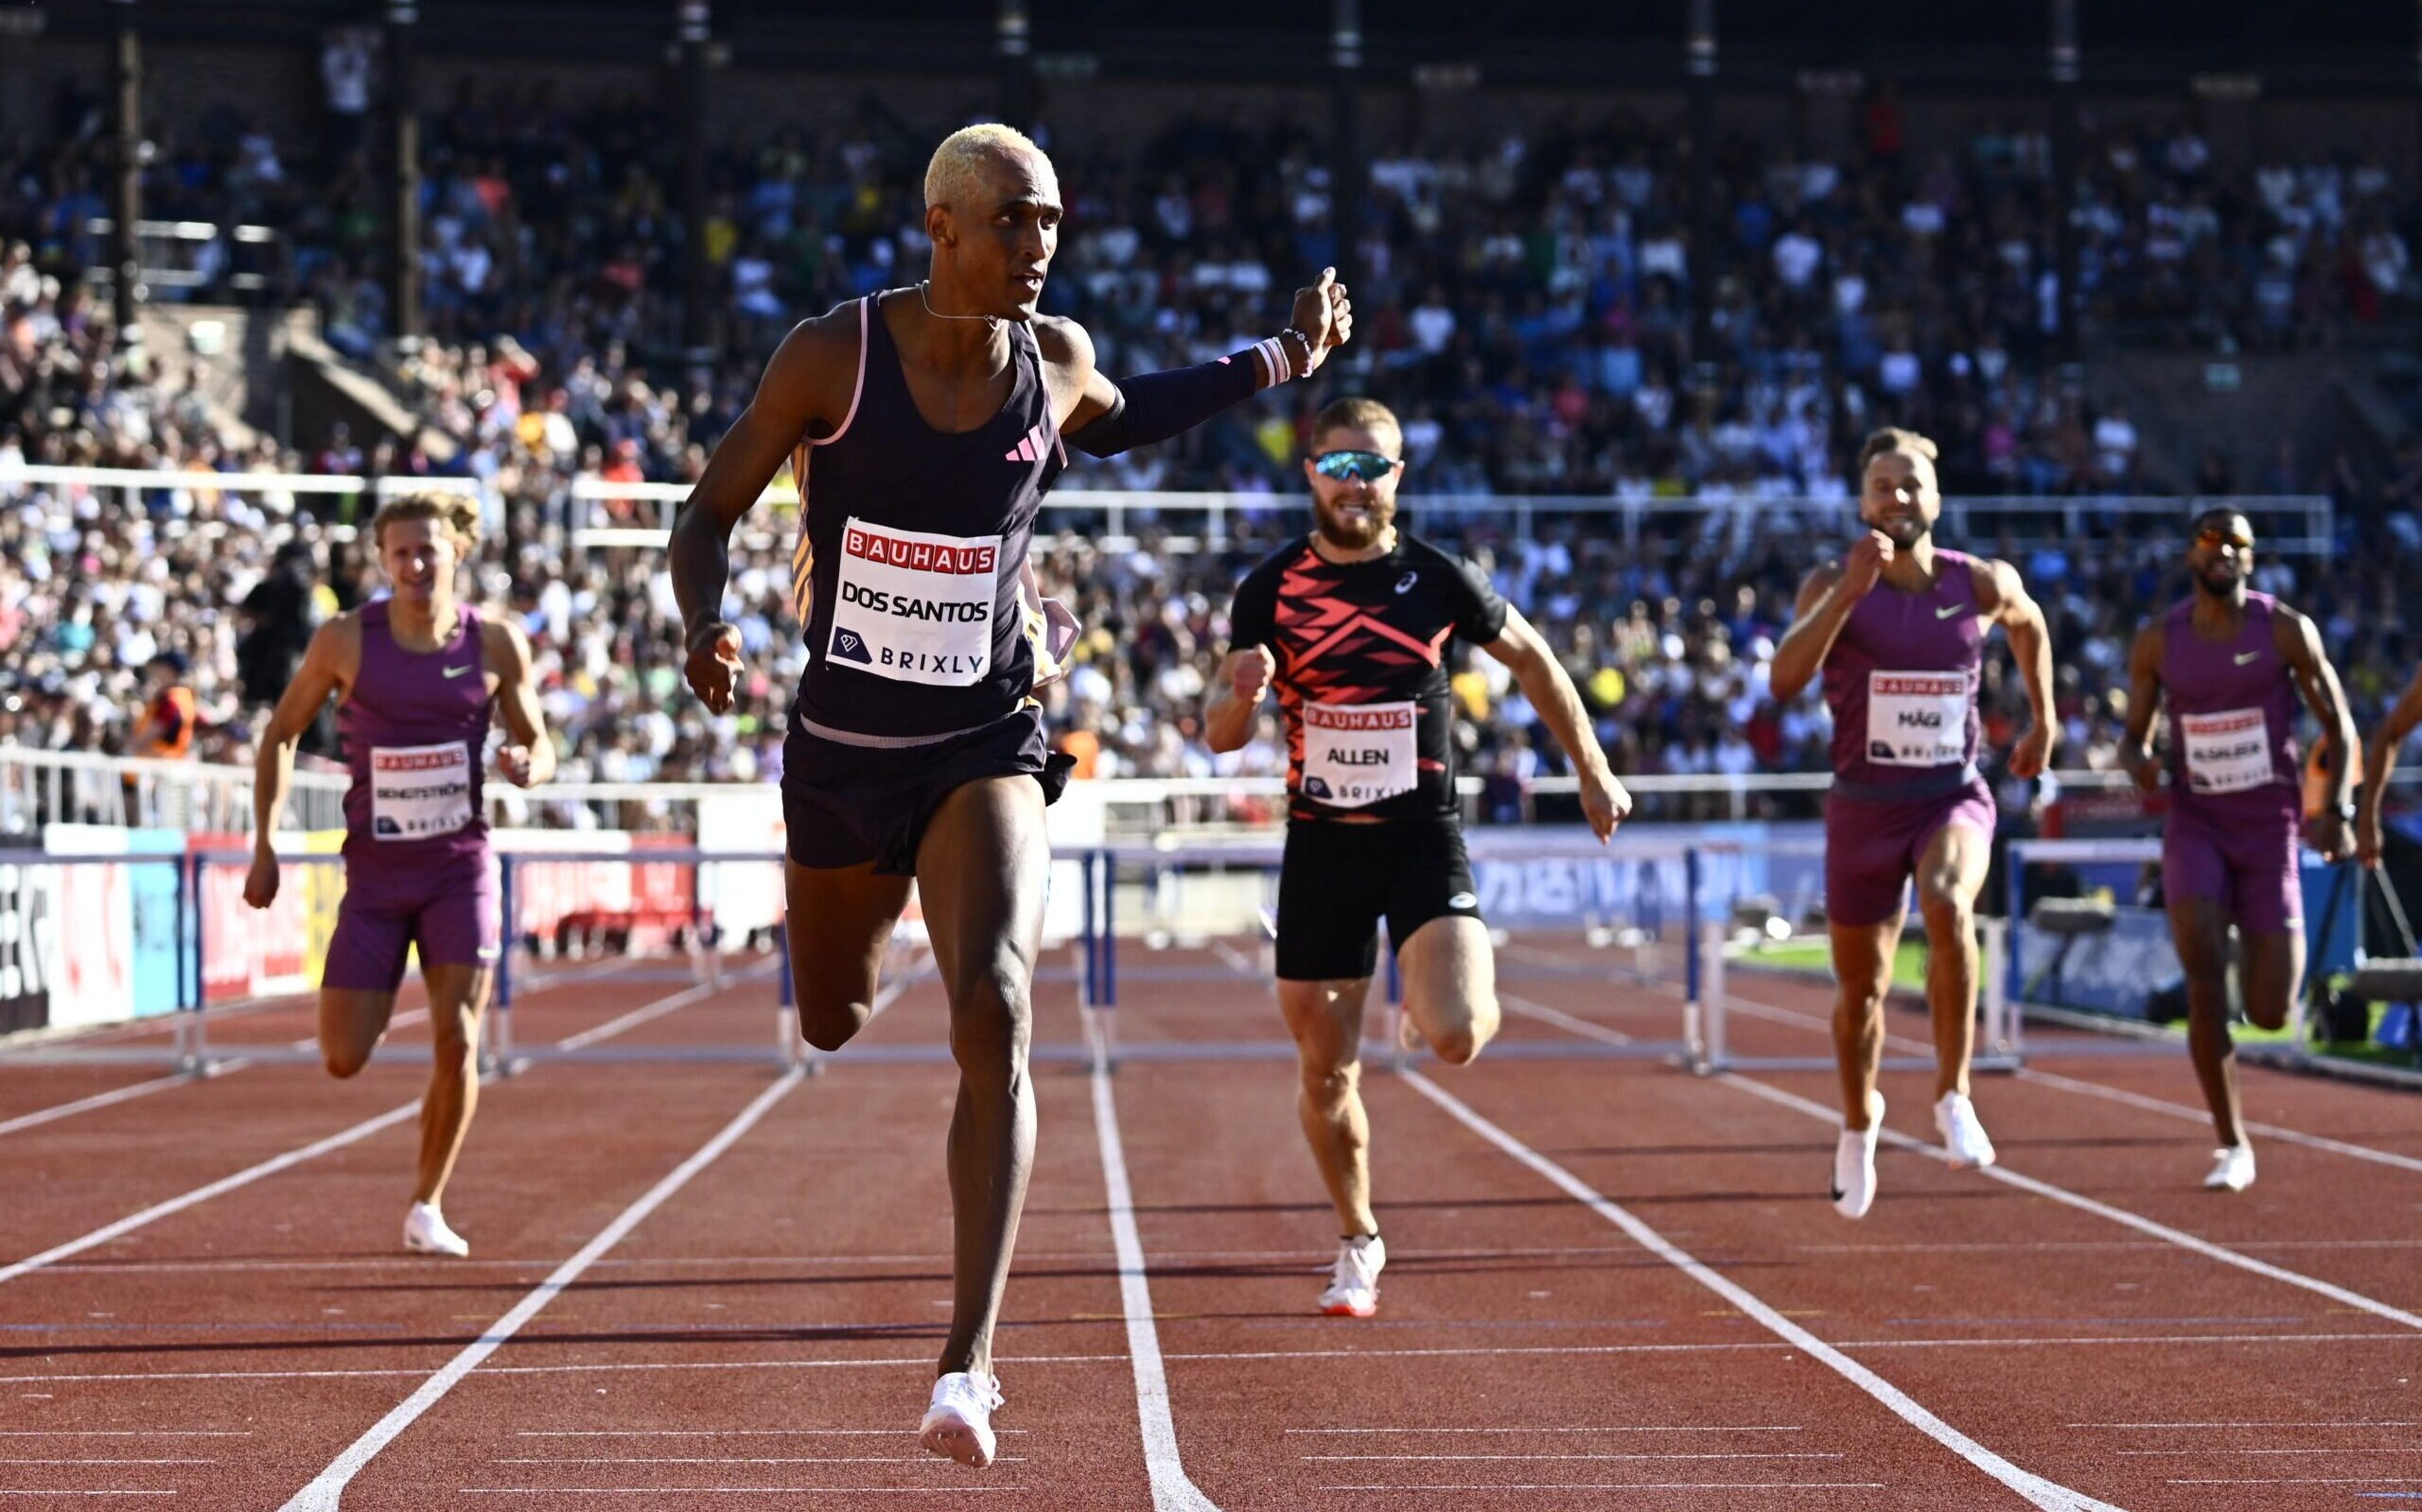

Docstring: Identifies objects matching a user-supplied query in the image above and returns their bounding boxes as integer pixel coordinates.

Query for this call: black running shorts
[1274,819,1484,982]
[781,704,1074,875]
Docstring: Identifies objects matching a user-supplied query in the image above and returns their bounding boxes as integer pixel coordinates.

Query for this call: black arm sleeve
[1065,351,1263,458]
[1226,560,1280,651]
[1453,553,1511,644]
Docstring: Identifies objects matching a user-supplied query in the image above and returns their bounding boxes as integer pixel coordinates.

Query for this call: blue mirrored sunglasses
[1312,449,1402,482]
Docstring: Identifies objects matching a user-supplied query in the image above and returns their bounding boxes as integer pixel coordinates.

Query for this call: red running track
[1,938,2418,1509]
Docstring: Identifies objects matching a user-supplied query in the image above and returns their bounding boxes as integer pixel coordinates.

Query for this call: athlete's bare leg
[2167,897,2246,1146]
[915,774,1049,1382]
[1397,915,1499,1066]
[319,970,488,1208]
[1913,822,1994,1101]
[783,859,916,1052]
[2239,926,2303,1035]
[414,963,489,1206]
[1828,914,1904,1130]
[1278,975,1379,1236]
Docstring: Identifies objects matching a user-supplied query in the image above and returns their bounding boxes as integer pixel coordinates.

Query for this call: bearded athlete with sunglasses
[2119,506,2358,1192]
[1207,395,1631,1320]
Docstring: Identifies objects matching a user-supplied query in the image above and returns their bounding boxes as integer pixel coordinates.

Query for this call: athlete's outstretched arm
[2276,603,2359,861]
[1975,558,2056,779]
[483,618,556,789]
[2358,665,2422,866]
[1483,607,1630,840]
[672,313,855,713]
[243,618,355,910]
[2117,620,2167,794]
[1058,270,1353,453]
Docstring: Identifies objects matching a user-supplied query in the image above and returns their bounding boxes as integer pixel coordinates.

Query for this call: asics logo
[1447,891,1477,910]
[1396,572,1419,594]
[442,664,475,678]
[2233,650,2261,665]
[1935,603,1968,620]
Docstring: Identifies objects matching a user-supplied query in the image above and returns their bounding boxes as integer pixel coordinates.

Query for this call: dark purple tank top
[1822,547,1986,797]
[337,600,493,858]
[2160,591,2299,817]
[786,291,1063,746]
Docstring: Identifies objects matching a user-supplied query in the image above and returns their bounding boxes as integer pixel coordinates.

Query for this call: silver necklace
[918,280,1000,330]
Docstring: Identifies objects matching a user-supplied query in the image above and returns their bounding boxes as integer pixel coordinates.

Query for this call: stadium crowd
[6,81,2422,815]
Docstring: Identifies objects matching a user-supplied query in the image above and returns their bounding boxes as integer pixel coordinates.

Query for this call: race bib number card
[1301,701,1418,808]
[370,742,474,840]
[828,517,1000,687]
[2179,707,2273,795]
[1864,671,1969,767]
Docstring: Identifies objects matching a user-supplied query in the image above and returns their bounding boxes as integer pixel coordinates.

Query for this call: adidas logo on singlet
[1004,422,1051,465]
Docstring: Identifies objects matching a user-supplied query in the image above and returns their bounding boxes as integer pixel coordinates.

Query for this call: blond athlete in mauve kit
[670,123,1350,1467]
[245,491,554,1259]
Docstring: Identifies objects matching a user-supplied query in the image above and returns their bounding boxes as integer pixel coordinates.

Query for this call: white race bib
[370,742,474,840]
[1300,701,1419,809]
[827,518,1000,687]
[1864,671,1969,767]
[2179,707,2274,794]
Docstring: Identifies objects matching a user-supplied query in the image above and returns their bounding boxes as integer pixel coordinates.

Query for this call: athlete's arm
[671,310,856,714]
[1206,564,1280,755]
[1769,537,1886,704]
[1973,557,2056,779]
[1483,607,1631,840]
[483,617,556,789]
[2117,620,2165,794]
[1056,270,1354,453]
[2276,603,2359,861]
[2358,665,2422,866]
[243,617,357,910]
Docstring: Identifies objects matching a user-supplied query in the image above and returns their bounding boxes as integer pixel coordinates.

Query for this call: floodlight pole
[385,0,423,355]
[2050,0,2081,383]
[997,0,1036,131]
[1687,0,1717,388]
[679,1,715,367]
[108,0,142,340]
[1331,0,1364,292]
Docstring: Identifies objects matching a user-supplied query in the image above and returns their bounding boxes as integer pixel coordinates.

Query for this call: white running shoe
[1832,1094,1883,1220]
[2204,1144,2256,1192]
[402,1202,469,1258]
[1318,1234,1386,1318]
[1933,1091,1998,1170]
[919,1371,1005,1468]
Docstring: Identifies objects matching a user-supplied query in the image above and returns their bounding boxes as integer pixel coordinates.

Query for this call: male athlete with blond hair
[1770,427,2055,1219]
[247,491,554,1257]
[671,122,1352,1465]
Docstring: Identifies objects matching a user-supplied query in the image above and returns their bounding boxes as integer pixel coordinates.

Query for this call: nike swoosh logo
[1935,603,1968,619]
[442,664,475,678]
[2233,651,2261,665]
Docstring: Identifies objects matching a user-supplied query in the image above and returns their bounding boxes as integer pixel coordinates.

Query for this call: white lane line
[2075,1421,2422,1429]
[1398,1068,2126,1512]
[274,1066,807,1511]
[0,967,722,1289]
[1721,981,2422,1177]
[1285,1426,1803,1435]
[20,1329,2422,1388]
[1302,1452,1842,1462]
[1091,1052,1220,1512]
[458,1491,1027,1497]
[1723,1074,2422,1334]
[0,1075,192,1139]
[1498,992,1633,1047]
[515,1430,1033,1438]
[495,1457,1027,1465]
[553,978,729,1050]
[1321,1484,1885,1494]
[1205,939,1260,979]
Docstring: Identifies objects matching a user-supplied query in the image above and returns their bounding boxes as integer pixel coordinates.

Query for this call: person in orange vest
[132,653,197,759]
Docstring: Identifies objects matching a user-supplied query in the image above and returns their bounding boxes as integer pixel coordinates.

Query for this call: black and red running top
[1227,533,1507,823]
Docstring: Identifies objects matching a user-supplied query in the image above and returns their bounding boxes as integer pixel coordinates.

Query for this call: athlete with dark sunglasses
[1207,395,1630,1319]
